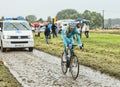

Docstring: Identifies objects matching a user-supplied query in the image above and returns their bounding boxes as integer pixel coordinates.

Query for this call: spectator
[59,26,62,33]
[35,26,40,37]
[76,23,82,38]
[56,25,59,37]
[44,25,50,44]
[48,23,52,39]
[52,23,57,38]
[84,22,90,38]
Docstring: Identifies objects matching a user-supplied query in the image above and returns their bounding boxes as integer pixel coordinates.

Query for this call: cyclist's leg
[69,36,74,54]
[62,44,66,61]
[63,38,71,62]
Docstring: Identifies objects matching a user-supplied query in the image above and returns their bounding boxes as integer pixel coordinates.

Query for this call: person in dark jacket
[44,25,50,44]
[76,23,82,38]
[52,23,57,38]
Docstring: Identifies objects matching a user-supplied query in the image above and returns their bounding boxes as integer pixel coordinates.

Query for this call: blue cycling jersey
[61,27,82,47]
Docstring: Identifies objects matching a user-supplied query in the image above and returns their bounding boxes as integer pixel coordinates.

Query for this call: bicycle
[61,44,83,80]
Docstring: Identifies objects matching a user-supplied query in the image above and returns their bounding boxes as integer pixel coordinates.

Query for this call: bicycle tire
[70,55,79,80]
[61,53,68,75]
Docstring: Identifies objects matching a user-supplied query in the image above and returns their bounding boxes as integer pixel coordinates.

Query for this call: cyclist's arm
[61,28,68,47]
[75,28,82,46]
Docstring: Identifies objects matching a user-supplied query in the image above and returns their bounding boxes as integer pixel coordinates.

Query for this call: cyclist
[61,23,83,62]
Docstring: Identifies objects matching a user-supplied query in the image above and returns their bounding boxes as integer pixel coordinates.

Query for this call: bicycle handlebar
[67,43,84,50]
[73,44,84,50]
[72,44,78,47]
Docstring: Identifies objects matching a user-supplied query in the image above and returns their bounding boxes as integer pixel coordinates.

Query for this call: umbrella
[33,22,40,27]
[75,18,83,22]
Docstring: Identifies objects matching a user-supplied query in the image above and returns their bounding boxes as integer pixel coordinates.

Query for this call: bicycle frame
[67,44,77,58]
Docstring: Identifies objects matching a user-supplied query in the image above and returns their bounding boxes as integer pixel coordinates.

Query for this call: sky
[0,0,120,20]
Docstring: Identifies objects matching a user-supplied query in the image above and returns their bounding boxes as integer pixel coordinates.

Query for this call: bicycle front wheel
[61,53,68,75]
[70,55,79,80]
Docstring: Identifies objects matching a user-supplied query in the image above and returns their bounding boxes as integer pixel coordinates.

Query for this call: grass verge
[0,60,22,87]
[34,31,120,80]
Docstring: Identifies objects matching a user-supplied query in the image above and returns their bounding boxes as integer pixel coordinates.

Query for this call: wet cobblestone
[0,49,120,87]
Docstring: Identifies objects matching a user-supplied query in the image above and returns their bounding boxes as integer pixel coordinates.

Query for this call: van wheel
[29,47,33,52]
[1,43,6,52]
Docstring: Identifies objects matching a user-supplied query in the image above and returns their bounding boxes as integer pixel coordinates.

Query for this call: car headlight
[3,35,10,39]
[28,35,33,39]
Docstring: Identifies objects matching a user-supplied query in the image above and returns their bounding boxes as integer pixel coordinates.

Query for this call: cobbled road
[0,49,120,87]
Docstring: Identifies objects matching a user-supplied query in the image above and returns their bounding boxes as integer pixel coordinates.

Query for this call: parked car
[31,26,35,32]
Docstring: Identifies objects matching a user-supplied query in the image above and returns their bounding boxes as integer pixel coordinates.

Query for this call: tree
[37,18,44,23]
[0,16,5,21]
[25,15,37,23]
[56,9,103,28]
[56,9,80,20]
[82,10,103,28]
[82,10,91,20]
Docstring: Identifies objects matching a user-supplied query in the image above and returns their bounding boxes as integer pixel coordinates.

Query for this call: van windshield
[4,22,31,31]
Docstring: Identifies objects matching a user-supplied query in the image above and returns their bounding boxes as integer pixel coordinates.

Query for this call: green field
[34,31,120,79]
[0,61,22,87]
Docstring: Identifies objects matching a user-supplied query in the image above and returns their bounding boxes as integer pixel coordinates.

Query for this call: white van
[56,19,75,29]
[0,19,34,52]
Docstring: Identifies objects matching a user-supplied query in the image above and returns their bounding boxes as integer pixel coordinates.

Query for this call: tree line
[0,9,110,28]
[56,9,103,28]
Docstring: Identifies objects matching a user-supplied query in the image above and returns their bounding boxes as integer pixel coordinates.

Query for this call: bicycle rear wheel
[70,55,79,80]
[61,53,68,75]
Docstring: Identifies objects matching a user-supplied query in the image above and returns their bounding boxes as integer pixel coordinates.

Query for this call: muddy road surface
[0,49,120,87]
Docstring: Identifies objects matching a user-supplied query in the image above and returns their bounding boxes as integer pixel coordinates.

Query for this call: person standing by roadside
[52,23,57,38]
[85,22,90,38]
[59,25,62,33]
[56,25,59,37]
[44,25,50,44]
[48,23,52,39]
[35,26,40,37]
[76,23,82,38]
